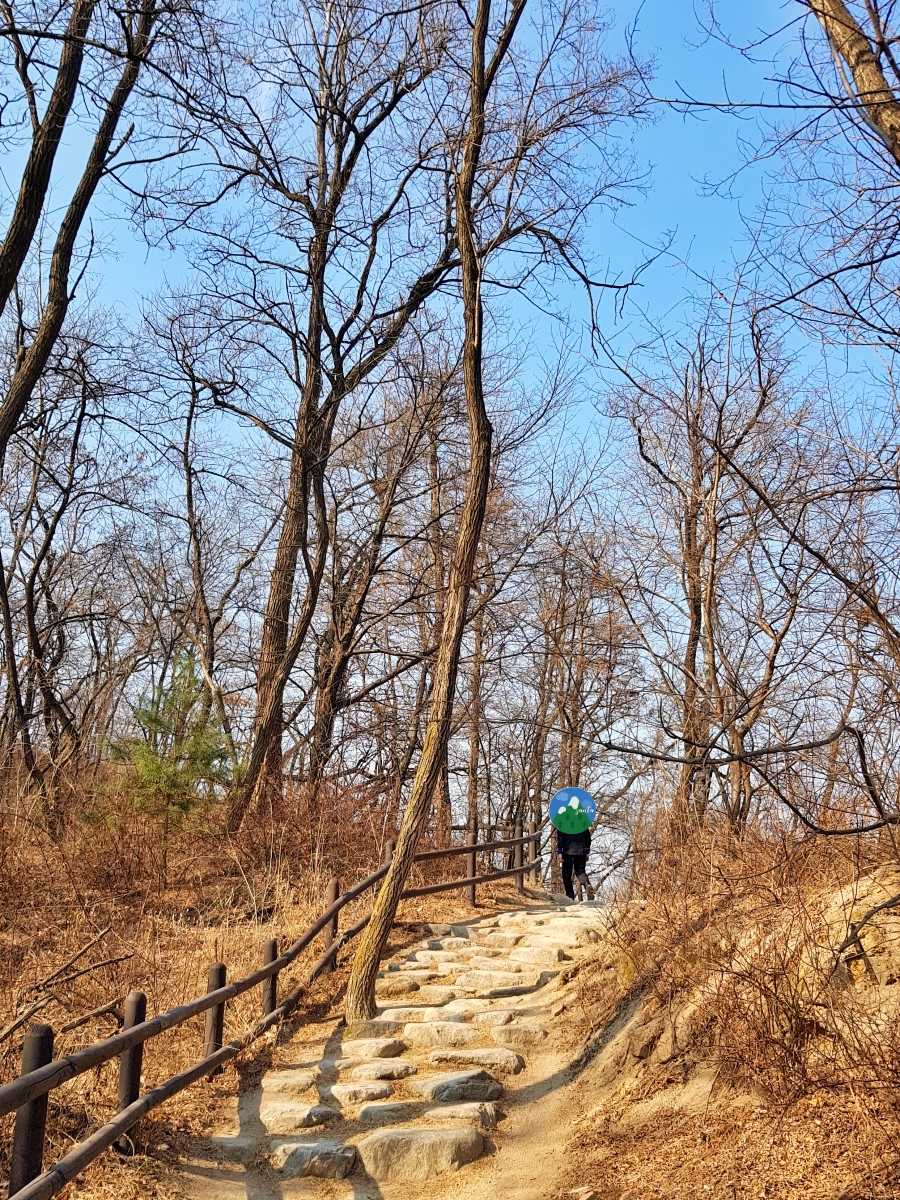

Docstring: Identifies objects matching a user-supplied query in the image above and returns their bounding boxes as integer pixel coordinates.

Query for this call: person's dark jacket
[556,828,591,856]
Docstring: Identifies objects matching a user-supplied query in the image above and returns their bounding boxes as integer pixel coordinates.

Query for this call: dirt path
[172,901,600,1200]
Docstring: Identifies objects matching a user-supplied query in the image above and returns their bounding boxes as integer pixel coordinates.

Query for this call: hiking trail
[174,899,601,1199]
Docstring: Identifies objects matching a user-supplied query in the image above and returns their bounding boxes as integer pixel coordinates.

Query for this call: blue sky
[93,3,785,308]
[596,0,790,327]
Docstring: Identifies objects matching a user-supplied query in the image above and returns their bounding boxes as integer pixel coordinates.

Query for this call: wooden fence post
[514,819,524,893]
[262,939,278,1016]
[528,820,537,883]
[467,818,477,908]
[383,840,395,865]
[9,1022,54,1193]
[322,877,340,974]
[203,962,226,1075]
[113,991,147,1155]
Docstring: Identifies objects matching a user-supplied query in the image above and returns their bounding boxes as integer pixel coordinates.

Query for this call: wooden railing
[2,821,540,1200]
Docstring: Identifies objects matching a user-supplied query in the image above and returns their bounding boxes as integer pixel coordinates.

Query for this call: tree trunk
[344,0,524,1022]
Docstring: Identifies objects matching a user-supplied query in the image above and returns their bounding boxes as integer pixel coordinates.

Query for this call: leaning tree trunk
[344,0,519,1023]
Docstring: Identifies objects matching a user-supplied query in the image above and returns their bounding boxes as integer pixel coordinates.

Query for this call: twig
[45,954,133,990]
[0,997,56,1044]
[835,890,900,955]
[59,998,124,1034]
[30,927,112,992]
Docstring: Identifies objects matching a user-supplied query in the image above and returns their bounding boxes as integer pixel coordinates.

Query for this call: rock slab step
[424,1101,500,1128]
[491,1023,549,1048]
[428,1047,525,1074]
[358,1101,417,1125]
[349,1060,417,1081]
[402,1021,482,1048]
[412,1068,503,1102]
[270,1139,357,1179]
[257,1098,340,1134]
[321,1081,394,1107]
[345,1020,404,1038]
[356,1126,484,1181]
[340,1037,405,1059]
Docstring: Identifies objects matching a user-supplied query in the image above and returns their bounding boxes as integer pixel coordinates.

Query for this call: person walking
[556,826,594,900]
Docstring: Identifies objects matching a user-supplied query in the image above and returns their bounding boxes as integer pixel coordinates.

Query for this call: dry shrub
[593,812,900,1105]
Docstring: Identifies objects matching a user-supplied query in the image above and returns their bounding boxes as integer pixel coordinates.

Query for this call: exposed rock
[269,1139,356,1179]
[340,1037,405,1059]
[491,1023,548,1048]
[320,1081,394,1107]
[629,1017,663,1061]
[349,1060,418,1081]
[428,1047,525,1074]
[427,937,471,949]
[402,1022,482,1048]
[356,1126,484,1181]
[424,1101,500,1128]
[411,1069,503,1102]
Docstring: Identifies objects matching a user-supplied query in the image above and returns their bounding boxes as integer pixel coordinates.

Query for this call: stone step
[417,985,461,1004]
[491,1023,548,1048]
[269,1138,356,1179]
[376,977,420,998]
[453,970,541,991]
[444,998,494,1013]
[427,1047,524,1074]
[345,1019,404,1038]
[412,1069,503,1103]
[410,949,462,963]
[472,1010,512,1027]
[387,963,439,976]
[340,1037,405,1059]
[402,1021,482,1049]
[509,945,567,966]
[426,936,471,950]
[479,932,523,949]
[349,1060,417,1081]
[319,1081,394,1108]
[376,1006,469,1023]
[356,1126,484,1181]
[260,1067,318,1094]
[465,956,526,973]
[424,1101,500,1128]
[358,1100,417,1126]
[255,1097,341,1135]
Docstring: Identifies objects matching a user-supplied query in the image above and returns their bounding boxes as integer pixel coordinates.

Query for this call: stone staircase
[204,900,604,1189]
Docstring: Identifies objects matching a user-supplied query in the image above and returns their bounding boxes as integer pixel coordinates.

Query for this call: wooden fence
[2,821,540,1200]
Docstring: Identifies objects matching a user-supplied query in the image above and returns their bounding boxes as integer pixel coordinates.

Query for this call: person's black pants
[561,854,590,900]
